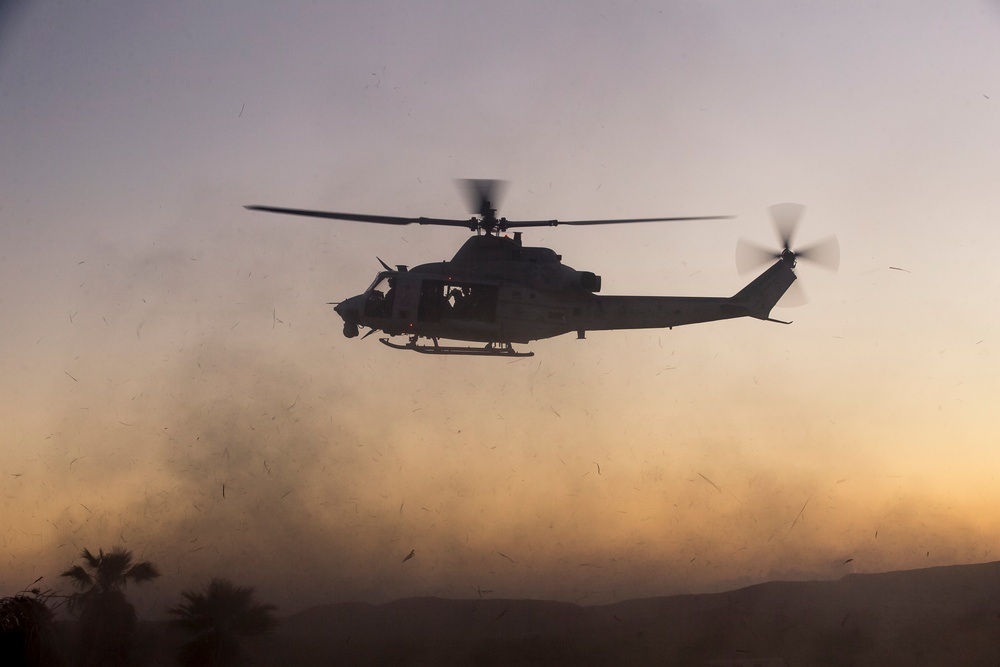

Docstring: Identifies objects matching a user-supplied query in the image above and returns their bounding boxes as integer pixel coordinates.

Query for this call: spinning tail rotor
[736,203,839,306]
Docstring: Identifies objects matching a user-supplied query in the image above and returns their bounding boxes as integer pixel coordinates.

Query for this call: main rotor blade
[735,237,780,275]
[768,202,805,250]
[795,235,840,272]
[505,215,734,229]
[247,204,733,231]
[457,179,509,218]
[245,205,477,229]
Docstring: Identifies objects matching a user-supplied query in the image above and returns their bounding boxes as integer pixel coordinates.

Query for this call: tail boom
[575,259,796,332]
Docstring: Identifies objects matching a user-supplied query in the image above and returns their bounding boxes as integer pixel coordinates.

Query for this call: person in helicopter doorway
[382,277,396,317]
[448,286,468,318]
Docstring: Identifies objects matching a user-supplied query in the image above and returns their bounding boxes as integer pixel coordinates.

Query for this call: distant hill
[136,561,1000,666]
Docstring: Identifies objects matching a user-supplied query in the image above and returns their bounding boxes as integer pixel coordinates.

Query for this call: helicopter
[245,180,838,357]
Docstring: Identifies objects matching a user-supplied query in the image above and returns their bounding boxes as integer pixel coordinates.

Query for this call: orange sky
[5,323,1000,615]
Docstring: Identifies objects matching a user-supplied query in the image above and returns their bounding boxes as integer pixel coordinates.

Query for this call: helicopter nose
[333,295,364,338]
[333,296,360,320]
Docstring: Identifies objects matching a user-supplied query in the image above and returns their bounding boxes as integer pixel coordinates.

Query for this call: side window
[417,280,446,322]
[417,280,500,323]
[446,283,499,323]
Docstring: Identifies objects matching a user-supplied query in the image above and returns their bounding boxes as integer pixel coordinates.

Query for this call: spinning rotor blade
[795,235,840,272]
[737,202,839,307]
[457,178,732,230]
[506,215,734,228]
[777,279,809,308]
[736,237,781,276]
[769,202,805,250]
[458,179,509,218]
[244,205,477,229]
[248,182,733,235]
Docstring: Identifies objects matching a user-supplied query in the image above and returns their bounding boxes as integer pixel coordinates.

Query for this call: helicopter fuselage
[334,233,796,348]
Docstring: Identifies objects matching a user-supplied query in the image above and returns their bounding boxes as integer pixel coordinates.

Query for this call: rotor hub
[780,247,797,267]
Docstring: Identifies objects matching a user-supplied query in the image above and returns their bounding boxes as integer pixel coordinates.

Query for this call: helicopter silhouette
[246,180,838,357]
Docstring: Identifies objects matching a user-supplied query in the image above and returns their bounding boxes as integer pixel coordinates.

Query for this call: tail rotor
[736,203,839,306]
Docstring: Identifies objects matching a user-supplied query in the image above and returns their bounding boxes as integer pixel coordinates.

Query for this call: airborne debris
[402,549,415,563]
[790,497,810,531]
[697,472,721,493]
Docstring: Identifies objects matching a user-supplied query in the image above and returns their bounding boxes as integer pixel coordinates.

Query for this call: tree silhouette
[168,578,277,667]
[0,586,62,667]
[60,547,160,667]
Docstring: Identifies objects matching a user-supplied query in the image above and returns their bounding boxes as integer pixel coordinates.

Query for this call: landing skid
[379,337,534,358]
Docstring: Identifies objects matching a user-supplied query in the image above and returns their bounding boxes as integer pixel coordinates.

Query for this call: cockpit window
[364,273,396,318]
[365,272,392,294]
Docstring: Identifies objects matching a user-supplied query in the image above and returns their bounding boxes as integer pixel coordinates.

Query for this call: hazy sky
[3,1,1000,616]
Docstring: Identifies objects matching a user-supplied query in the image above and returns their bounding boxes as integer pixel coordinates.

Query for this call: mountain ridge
[258,560,1000,665]
[132,560,1000,665]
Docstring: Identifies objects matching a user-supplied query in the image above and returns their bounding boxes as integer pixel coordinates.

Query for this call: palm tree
[168,578,277,667]
[60,547,160,667]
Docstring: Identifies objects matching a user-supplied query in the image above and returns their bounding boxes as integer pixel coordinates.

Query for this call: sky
[3,1,1000,617]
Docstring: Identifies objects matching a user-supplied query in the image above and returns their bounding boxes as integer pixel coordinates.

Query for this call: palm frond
[80,548,100,569]
[62,545,160,595]
[95,547,134,589]
[126,561,161,584]
[60,565,93,590]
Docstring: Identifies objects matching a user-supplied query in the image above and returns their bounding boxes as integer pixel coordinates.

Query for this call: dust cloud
[3,230,1000,617]
[5,332,999,617]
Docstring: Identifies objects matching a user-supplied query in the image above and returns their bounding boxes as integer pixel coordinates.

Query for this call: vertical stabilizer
[730,260,796,320]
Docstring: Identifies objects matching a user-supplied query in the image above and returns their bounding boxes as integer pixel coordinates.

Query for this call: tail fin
[730,260,796,321]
